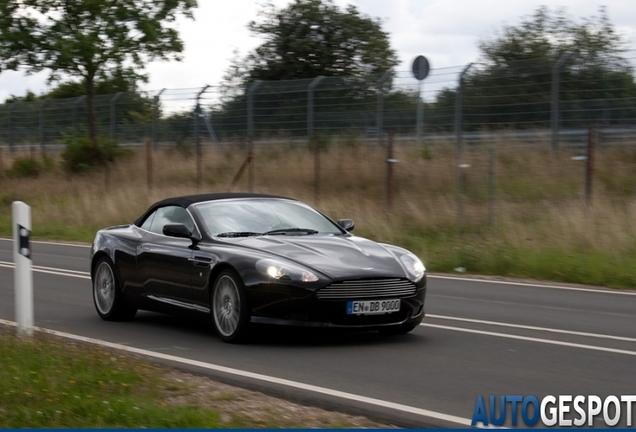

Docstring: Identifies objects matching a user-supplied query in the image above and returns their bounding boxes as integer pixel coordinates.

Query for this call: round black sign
[412,55,430,81]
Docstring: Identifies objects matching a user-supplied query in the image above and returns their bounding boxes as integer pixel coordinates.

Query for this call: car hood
[229,234,407,280]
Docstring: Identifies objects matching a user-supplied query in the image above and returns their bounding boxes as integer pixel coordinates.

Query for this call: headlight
[399,253,426,282]
[256,259,319,283]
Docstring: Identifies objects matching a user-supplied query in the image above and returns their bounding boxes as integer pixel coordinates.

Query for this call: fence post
[377,70,393,147]
[456,63,473,237]
[385,131,396,218]
[246,81,262,193]
[144,138,152,191]
[194,85,210,188]
[39,99,50,151]
[153,89,165,149]
[194,102,202,188]
[312,141,321,205]
[488,147,496,228]
[0,148,4,178]
[110,92,124,141]
[551,52,573,151]
[248,139,254,193]
[417,80,424,150]
[307,76,325,138]
[308,76,325,205]
[247,81,262,140]
[9,102,19,152]
[73,96,85,133]
[13,201,33,337]
[586,124,596,211]
[194,102,201,186]
[4,105,7,151]
[104,142,110,193]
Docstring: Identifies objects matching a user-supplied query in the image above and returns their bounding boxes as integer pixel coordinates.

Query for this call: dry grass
[0,139,635,287]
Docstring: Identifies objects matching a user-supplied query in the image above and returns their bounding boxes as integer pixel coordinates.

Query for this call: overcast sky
[1,0,635,102]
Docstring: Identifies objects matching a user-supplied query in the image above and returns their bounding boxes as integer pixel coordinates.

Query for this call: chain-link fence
[0,53,635,239]
[1,55,636,151]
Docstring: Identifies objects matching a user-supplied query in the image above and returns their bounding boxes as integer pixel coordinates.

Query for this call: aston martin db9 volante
[90,193,426,342]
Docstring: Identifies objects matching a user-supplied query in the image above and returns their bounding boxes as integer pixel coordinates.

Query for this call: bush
[60,134,130,173]
[7,156,42,178]
[41,151,56,171]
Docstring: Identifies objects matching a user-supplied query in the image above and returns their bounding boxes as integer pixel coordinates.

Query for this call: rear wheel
[93,258,137,321]
[211,270,250,343]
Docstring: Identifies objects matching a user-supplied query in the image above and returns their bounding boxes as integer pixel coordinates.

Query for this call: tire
[211,269,250,343]
[93,258,137,321]
[378,323,416,335]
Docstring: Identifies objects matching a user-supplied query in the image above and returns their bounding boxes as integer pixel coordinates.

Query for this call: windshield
[194,199,344,237]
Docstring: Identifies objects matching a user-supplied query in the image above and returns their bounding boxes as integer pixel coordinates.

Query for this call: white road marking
[427,314,636,343]
[0,261,90,280]
[428,274,636,296]
[0,237,91,248]
[421,323,636,356]
[1,238,631,425]
[0,319,472,427]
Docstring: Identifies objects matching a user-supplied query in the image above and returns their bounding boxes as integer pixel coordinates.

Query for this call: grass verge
[0,328,387,428]
[0,329,222,428]
[0,142,634,288]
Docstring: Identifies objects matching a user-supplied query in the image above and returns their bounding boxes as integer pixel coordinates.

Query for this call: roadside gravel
[161,369,396,428]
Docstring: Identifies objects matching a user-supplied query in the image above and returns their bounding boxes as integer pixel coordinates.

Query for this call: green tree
[230,0,398,84]
[478,6,627,71]
[4,90,39,104]
[428,6,636,130]
[3,67,139,101]
[43,67,140,100]
[0,0,197,146]
[216,0,398,138]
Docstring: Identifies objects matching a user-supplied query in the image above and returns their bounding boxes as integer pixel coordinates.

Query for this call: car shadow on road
[126,311,427,348]
[246,324,427,348]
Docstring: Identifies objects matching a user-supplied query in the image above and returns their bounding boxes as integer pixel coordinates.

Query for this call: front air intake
[316,278,417,300]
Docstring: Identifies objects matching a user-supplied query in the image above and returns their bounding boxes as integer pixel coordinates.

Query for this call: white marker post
[12,201,33,336]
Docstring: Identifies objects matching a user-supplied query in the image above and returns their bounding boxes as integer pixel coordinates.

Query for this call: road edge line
[427,314,636,342]
[0,319,473,427]
[428,274,636,295]
[422,323,636,356]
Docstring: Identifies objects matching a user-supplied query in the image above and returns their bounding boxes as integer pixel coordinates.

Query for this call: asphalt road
[1,238,635,428]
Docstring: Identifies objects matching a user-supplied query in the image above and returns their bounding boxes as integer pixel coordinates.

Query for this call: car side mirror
[163,223,193,239]
[337,219,355,232]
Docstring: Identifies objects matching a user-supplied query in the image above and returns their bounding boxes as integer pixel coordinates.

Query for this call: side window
[148,206,196,235]
[140,211,156,231]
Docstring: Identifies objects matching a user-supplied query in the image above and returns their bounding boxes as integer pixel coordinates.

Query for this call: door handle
[189,256,212,267]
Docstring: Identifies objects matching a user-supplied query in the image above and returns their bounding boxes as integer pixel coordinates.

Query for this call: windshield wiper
[216,231,262,238]
[263,228,319,236]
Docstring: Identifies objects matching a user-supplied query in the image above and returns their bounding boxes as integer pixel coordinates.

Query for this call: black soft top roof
[133,192,293,226]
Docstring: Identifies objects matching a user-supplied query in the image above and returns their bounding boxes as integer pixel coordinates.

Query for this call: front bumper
[246,281,426,329]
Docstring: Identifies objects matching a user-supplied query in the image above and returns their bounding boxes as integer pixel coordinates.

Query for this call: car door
[136,206,197,308]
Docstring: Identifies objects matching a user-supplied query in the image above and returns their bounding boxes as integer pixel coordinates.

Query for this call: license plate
[346,299,401,315]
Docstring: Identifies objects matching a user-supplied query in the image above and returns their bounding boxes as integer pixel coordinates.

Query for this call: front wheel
[211,270,250,343]
[93,258,137,321]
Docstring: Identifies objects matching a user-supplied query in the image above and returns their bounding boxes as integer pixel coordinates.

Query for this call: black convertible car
[90,193,426,342]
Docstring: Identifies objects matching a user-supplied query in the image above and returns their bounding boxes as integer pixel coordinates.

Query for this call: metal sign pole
[417,80,423,148]
[13,201,33,336]
[412,55,430,152]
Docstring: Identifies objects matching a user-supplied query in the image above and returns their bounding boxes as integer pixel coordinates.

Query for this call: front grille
[317,278,417,300]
